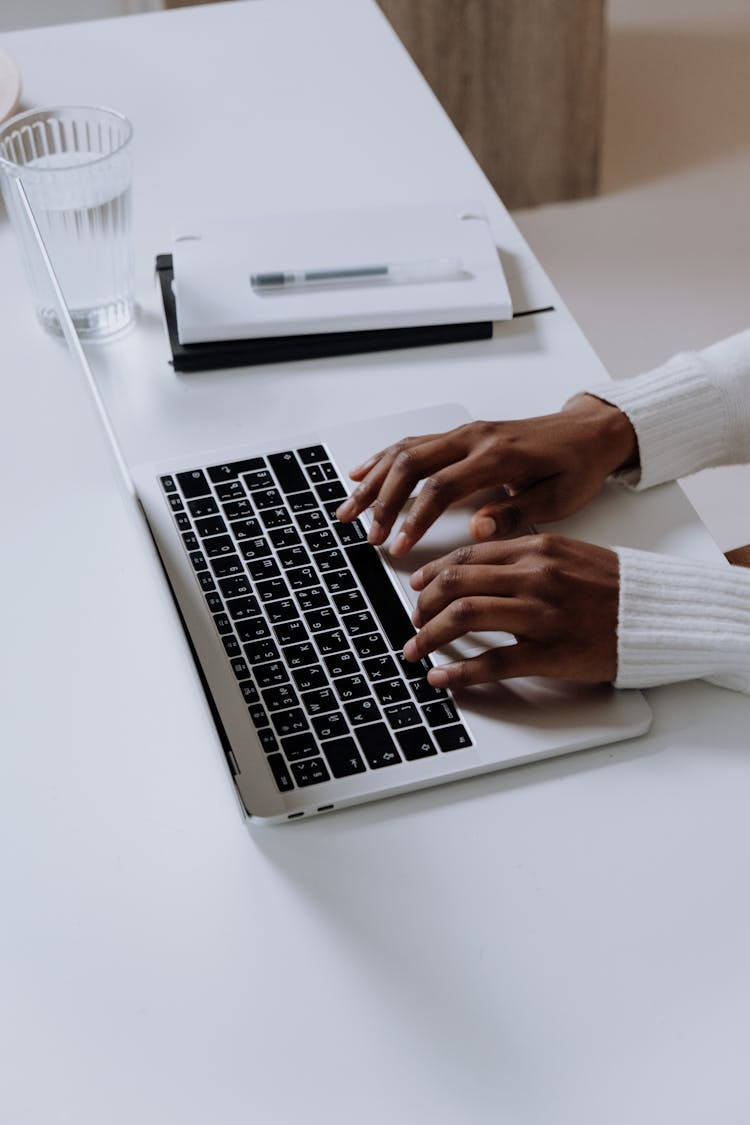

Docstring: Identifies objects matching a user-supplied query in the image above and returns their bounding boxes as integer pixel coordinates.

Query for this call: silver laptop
[17,180,652,824]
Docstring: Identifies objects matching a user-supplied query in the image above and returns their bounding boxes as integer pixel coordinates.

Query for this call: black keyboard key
[435,724,472,752]
[267,753,294,792]
[315,548,346,572]
[222,498,254,521]
[322,738,366,779]
[322,569,357,594]
[243,638,280,665]
[222,634,241,657]
[198,571,217,593]
[277,545,310,569]
[298,444,327,464]
[332,589,367,616]
[316,629,349,656]
[215,480,244,502]
[258,728,279,754]
[168,494,185,512]
[289,491,319,514]
[292,665,328,692]
[261,684,299,712]
[304,529,336,554]
[195,515,227,539]
[269,525,302,549]
[260,506,292,530]
[254,661,289,688]
[208,457,265,483]
[355,723,402,769]
[160,474,177,493]
[315,481,347,502]
[268,450,308,494]
[396,727,438,761]
[240,537,272,562]
[175,511,191,531]
[176,469,211,498]
[396,653,433,680]
[236,617,272,643]
[182,531,199,552]
[238,680,259,705]
[247,557,281,582]
[346,543,415,650]
[324,651,360,679]
[305,607,338,633]
[411,678,449,705]
[219,574,252,599]
[210,554,244,579]
[188,496,219,518]
[422,700,460,728]
[301,688,338,716]
[257,577,290,603]
[287,565,318,591]
[374,679,410,706]
[271,708,309,737]
[334,674,370,702]
[281,732,319,762]
[189,551,208,573]
[249,704,267,729]
[204,535,236,559]
[296,510,327,533]
[296,586,330,613]
[344,697,380,726]
[342,610,377,637]
[312,712,349,741]
[291,757,331,787]
[227,595,261,621]
[332,519,367,546]
[230,656,250,680]
[243,469,273,491]
[323,502,342,520]
[212,612,233,636]
[231,518,263,541]
[361,655,398,681]
[384,702,421,730]
[254,487,284,510]
[352,633,388,660]
[306,463,327,485]
[283,642,318,669]
[267,599,299,624]
[273,619,308,647]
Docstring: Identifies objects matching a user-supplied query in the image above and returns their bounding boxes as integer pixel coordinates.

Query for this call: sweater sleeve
[614,547,750,694]
[584,328,750,489]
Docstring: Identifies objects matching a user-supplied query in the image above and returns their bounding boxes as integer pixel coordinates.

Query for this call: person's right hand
[335,394,638,556]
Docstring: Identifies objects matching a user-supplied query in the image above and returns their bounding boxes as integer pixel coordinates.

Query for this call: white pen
[250,256,466,292]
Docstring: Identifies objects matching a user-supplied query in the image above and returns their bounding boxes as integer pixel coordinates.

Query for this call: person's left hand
[405,534,620,687]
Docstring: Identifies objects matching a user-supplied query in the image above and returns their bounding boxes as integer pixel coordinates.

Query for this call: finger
[347,433,442,481]
[470,478,560,539]
[410,539,529,591]
[403,596,532,661]
[427,642,544,687]
[412,562,526,627]
[337,435,445,528]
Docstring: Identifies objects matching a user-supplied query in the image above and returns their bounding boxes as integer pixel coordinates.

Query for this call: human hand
[336,395,638,556]
[403,534,619,686]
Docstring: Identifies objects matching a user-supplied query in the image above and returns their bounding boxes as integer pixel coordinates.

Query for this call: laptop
[16,179,653,824]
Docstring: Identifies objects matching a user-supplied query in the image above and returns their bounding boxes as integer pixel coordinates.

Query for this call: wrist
[565,393,639,476]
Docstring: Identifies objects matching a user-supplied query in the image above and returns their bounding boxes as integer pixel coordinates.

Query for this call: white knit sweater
[584,329,750,693]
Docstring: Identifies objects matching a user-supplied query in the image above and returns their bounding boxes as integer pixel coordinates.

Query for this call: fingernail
[390,532,408,556]
[336,499,356,520]
[475,516,496,540]
[410,568,424,590]
[411,608,422,628]
[428,667,450,687]
[403,638,418,661]
[368,521,385,546]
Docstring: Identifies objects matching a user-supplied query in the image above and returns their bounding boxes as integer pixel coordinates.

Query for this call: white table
[2,4,750,1123]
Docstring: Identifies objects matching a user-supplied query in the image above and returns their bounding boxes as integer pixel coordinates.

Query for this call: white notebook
[172,201,513,344]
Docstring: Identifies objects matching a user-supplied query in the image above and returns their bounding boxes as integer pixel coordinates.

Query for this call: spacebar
[346,543,416,650]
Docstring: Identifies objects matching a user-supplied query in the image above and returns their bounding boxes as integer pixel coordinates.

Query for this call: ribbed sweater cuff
[586,354,728,490]
[615,547,750,693]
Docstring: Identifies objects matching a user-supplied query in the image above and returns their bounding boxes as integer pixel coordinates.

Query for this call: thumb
[470,479,560,539]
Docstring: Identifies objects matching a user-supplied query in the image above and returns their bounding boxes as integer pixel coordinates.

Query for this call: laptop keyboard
[160,444,472,794]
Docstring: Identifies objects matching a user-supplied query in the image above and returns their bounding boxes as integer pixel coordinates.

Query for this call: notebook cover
[156,255,493,372]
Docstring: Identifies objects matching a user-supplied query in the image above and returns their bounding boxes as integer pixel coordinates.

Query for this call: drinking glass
[0,105,134,338]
